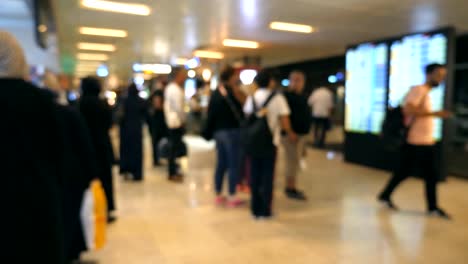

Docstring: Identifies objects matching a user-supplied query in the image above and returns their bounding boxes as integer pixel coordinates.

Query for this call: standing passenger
[119,83,148,181]
[244,70,297,219]
[149,83,168,166]
[282,70,310,200]
[164,67,188,182]
[308,86,334,148]
[79,77,117,222]
[204,66,245,207]
[0,31,65,263]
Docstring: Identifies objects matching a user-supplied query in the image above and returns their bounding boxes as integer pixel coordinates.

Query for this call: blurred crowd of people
[2,28,336,263]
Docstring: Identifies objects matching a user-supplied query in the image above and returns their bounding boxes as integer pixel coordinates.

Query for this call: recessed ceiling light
[79,27,128,38]
[81,0,151,16]
[223,39,259,49]
[78,42,116,52]
[269,21,314,33]
[77,53,109,61]
[174,58,188,65]
[133,63,172,74]
[193,50,224,60]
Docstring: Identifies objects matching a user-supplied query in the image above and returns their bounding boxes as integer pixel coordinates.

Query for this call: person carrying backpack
[378,63,452,219]
[243,70,297,219]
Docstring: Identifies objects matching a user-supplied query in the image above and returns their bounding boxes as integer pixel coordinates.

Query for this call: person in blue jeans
[204,66,246,207]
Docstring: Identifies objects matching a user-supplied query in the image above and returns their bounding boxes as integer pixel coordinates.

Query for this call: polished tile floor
[82,133,468,264]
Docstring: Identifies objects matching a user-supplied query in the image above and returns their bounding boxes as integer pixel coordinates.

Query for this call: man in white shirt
[244,70,297,219]
[378,63,452,219]
[164,67,187,182]
[308,86,334,148]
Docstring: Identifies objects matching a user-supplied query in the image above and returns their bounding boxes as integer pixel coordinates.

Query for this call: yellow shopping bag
[91,180,107,249]
[81,179,108,250]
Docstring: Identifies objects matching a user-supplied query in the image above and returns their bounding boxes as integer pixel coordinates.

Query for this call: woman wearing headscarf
[44,72,97,261]
[79,77,117,222]
[0,31,66,263]
[119,83,148,181]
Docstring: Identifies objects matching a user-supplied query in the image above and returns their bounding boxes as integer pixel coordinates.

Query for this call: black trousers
[314,117,329,148]
[380,144,438,211]
[168,128,184,177]
[250,151,276,217]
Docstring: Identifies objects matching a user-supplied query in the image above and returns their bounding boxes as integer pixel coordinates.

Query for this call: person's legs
[319,118,328,148]
[227,129,241,197]
[214,131,228,196]
[250,157,262,217]
[168,128,183,179]
[261,154,276,217]
[379,144,414,205]
[420,146,438,211]
[282,137,297,189]
[153,134,164,165]
[313,117,321,146]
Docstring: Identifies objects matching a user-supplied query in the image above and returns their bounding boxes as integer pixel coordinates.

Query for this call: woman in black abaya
[119,83,148,181]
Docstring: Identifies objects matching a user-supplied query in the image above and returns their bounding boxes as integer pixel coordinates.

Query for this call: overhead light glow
[174,58,188,65]
[81,0,151,16]
[185,57,200,69]
[79,27,128,38]
[188,70,196,78]
[202,69,212,81]
[328,75,337,84]
[223,39,259,49]
[281,79,290,87]
[97,65,109,77]
[269,21,314,33]
[240,69,257,85]
[77,53,109,61]
[193,50,224,60]
[132,63,172,74]
[78,42,116,52]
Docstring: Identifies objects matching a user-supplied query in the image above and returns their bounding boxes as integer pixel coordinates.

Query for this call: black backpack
[244,92,277,158]
[381,106,407,151]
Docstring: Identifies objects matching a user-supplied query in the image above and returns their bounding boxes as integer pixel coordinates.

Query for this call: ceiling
[51,0,468,77]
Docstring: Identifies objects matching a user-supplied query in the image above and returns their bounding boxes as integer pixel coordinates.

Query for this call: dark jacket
[204,86,244,138]
[0,78,66,263]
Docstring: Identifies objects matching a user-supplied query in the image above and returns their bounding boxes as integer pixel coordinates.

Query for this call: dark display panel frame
[344,27,455,180]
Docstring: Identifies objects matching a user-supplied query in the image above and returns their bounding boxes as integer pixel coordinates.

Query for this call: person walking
[244,70,297,219]
[282,70,310,200]
[378,63,452,219]
[164,67,188,182]
[204,66,245,207]
[79,77,117,222]
[119,83,148,181]
[308,86,334,148]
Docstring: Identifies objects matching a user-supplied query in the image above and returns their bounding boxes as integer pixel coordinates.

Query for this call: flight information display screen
[389,33,448,140]
[345,43,388,134]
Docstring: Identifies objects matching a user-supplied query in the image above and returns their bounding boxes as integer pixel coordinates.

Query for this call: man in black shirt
[282,70,311,200]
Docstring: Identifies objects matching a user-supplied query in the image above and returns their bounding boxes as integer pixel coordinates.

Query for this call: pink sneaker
[227,198,246,208]
[215,196,227,206]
